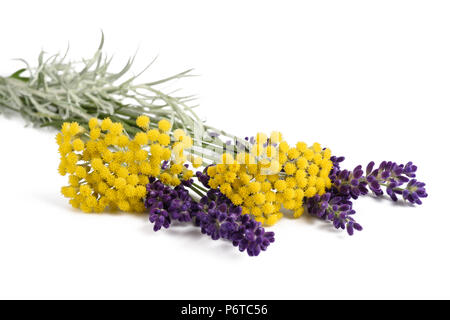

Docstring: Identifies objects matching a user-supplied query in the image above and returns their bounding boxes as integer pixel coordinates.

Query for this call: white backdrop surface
[0,0,449,299]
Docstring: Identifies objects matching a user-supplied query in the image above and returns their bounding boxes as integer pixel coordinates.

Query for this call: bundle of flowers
[0,37,427,256]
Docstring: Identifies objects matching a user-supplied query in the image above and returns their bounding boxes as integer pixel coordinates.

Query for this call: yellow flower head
[147,129,160,142]
[72,139,85,152]
[90,128,101,140]
[110,123,123,136]
[101,118,113,131]
[89,118,99,130]
[134,132,148,145]
[158,119,171,132]
[69,122,82,136]
[136,115,150,130]
[158,133,171,146]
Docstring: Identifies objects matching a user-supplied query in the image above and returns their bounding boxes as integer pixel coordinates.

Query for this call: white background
[0,0,449,299]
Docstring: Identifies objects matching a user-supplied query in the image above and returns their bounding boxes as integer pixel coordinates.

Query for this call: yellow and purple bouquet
[0,37,427,256]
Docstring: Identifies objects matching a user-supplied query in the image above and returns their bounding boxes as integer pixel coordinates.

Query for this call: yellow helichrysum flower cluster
[206,132,333,226]
[56,116,200,213]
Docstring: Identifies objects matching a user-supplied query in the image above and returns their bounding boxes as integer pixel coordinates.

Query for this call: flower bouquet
[0,36,427,256]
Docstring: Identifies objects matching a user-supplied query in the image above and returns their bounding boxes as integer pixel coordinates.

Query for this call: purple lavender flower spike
[193,171,275,256]
[306,192,362,236]
[307,156,426,235]
[329,156,427,205]
[145,172,275,256]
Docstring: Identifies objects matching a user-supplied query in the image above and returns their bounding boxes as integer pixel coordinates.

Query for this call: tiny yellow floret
[136,115,150,129]
[158,119,172,132]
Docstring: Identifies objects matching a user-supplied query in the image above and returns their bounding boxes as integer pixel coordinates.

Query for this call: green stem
[188,184,205,198]
[192,182,208,193]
